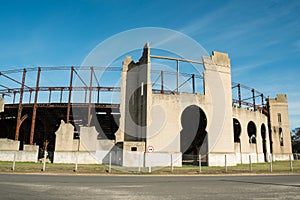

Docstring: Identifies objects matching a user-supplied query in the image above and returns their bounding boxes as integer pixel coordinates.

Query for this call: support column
[252,89,256,111]
[15,68,27,140]
[87,67,93,126]
[238,84,241,107]
[66,67,74,123]
[176,60,179,92]
[192,74,195,94]
[30,67,41,145]
[161,70,164,94]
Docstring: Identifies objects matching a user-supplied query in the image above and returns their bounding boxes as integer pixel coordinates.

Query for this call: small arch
[279,127,284,146]
[233,118,241,143]
[247,121,257,143]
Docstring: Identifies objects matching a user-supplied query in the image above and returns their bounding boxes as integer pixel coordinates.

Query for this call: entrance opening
[261,123,267,161]
[233,118,241,143]
[247,121,257,143]
[180,105,207,165]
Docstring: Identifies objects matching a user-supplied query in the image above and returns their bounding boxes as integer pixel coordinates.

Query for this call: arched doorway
[261,123,267,161]
[233,118,241,143]
[247,121,257,143]
[180,105,207,165]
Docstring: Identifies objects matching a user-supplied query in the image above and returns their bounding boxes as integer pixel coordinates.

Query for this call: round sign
[147,146,154,153]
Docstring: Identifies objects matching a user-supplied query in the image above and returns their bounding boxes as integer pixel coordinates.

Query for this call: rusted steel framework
[232,82,267,114]
[0,64,267,147]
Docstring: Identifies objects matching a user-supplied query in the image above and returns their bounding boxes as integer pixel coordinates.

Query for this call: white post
[42,151,47,171]
[138,153,141,173]
[171,153,173,173]
[269,154,273,172]
[12,151,16,171]
[109,152,112,173]
[225,155,227,172]
[249,155,252,172]
[148,155,152,173]
[74,151,78,172]
[199,154,201,173]
[289,155,293,172]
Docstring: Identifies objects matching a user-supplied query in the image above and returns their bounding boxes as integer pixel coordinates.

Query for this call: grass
[0,160,299,175]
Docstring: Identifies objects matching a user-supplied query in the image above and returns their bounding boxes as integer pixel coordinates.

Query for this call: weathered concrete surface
[0,138,19,150]
[232,107,270,164]
[0,98,4,113]
[54,122,115,164]
[268,94,293,161]
[54,120,75,151]
[0,140,38,162]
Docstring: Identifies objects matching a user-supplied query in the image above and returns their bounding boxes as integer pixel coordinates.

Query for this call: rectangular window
[277,113,282,123]
[131,147,137,151]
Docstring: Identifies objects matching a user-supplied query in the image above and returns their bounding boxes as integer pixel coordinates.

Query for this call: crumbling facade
[112,44,292,166]
[0,44,293,166]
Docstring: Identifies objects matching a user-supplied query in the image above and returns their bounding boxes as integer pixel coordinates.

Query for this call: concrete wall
[55,120,75,151]
[232,107,270,164]
[54,121,115,164]
[0,139,39,162]
[0,138,20,150]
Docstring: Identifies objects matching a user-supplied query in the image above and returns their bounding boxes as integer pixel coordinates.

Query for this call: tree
[291,128,300,153]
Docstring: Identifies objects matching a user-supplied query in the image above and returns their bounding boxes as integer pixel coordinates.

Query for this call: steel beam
[66,67,74,123]
[14,68,26,141]
[29,67,41,145]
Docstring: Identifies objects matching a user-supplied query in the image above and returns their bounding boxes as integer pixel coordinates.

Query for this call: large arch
[180,105,207,165]
[247,121,257,143]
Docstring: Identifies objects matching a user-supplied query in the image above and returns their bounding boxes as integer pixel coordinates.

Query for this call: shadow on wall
[180,105,207,165]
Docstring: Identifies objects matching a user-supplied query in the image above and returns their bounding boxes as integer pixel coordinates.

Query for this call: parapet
[211,51,230,67]
[269,94,288,104]
[202,51,231,73]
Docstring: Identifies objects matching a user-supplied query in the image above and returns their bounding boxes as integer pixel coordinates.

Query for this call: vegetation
[291,128,300,153]
[1,160,300,175]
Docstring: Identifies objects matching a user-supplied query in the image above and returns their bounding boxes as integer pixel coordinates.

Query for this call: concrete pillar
[202,51,235,166]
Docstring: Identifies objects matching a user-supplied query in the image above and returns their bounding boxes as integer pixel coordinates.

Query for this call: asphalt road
[0,174,299,200]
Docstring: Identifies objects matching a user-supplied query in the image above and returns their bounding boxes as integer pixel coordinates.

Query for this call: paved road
[0,174,299,199]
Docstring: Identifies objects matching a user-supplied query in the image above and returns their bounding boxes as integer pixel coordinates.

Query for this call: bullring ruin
[0,43,293,167]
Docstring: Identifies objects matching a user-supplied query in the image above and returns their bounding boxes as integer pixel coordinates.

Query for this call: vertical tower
[202,51,235,166]
[268,94,293,160]
[115,43,152,166]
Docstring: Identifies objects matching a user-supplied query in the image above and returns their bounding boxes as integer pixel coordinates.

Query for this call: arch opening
[261,123,267,161]
[247,121,257,143]
[233,118,241,143]
[180,105,207,165]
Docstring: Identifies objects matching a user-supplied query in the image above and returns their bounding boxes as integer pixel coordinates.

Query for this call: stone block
[0,138,20,150]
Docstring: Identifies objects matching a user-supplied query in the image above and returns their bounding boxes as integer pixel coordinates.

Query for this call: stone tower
[268,94,293,160]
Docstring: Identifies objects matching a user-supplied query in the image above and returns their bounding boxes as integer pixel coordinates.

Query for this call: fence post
[148,154,152,173]
[225,155,227,173]
[249,155,252,172]
[170,153,174,173]
[11,151,16,171]
[74,151,78,172]
[199,154,201,173]
[138,153,141,173]
[42,151,47,171]
[109,152,112,173]
[269,154,273,172]
[289,155,293,172]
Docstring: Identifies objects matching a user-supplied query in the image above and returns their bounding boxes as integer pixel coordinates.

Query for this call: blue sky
[0,0,299,129]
